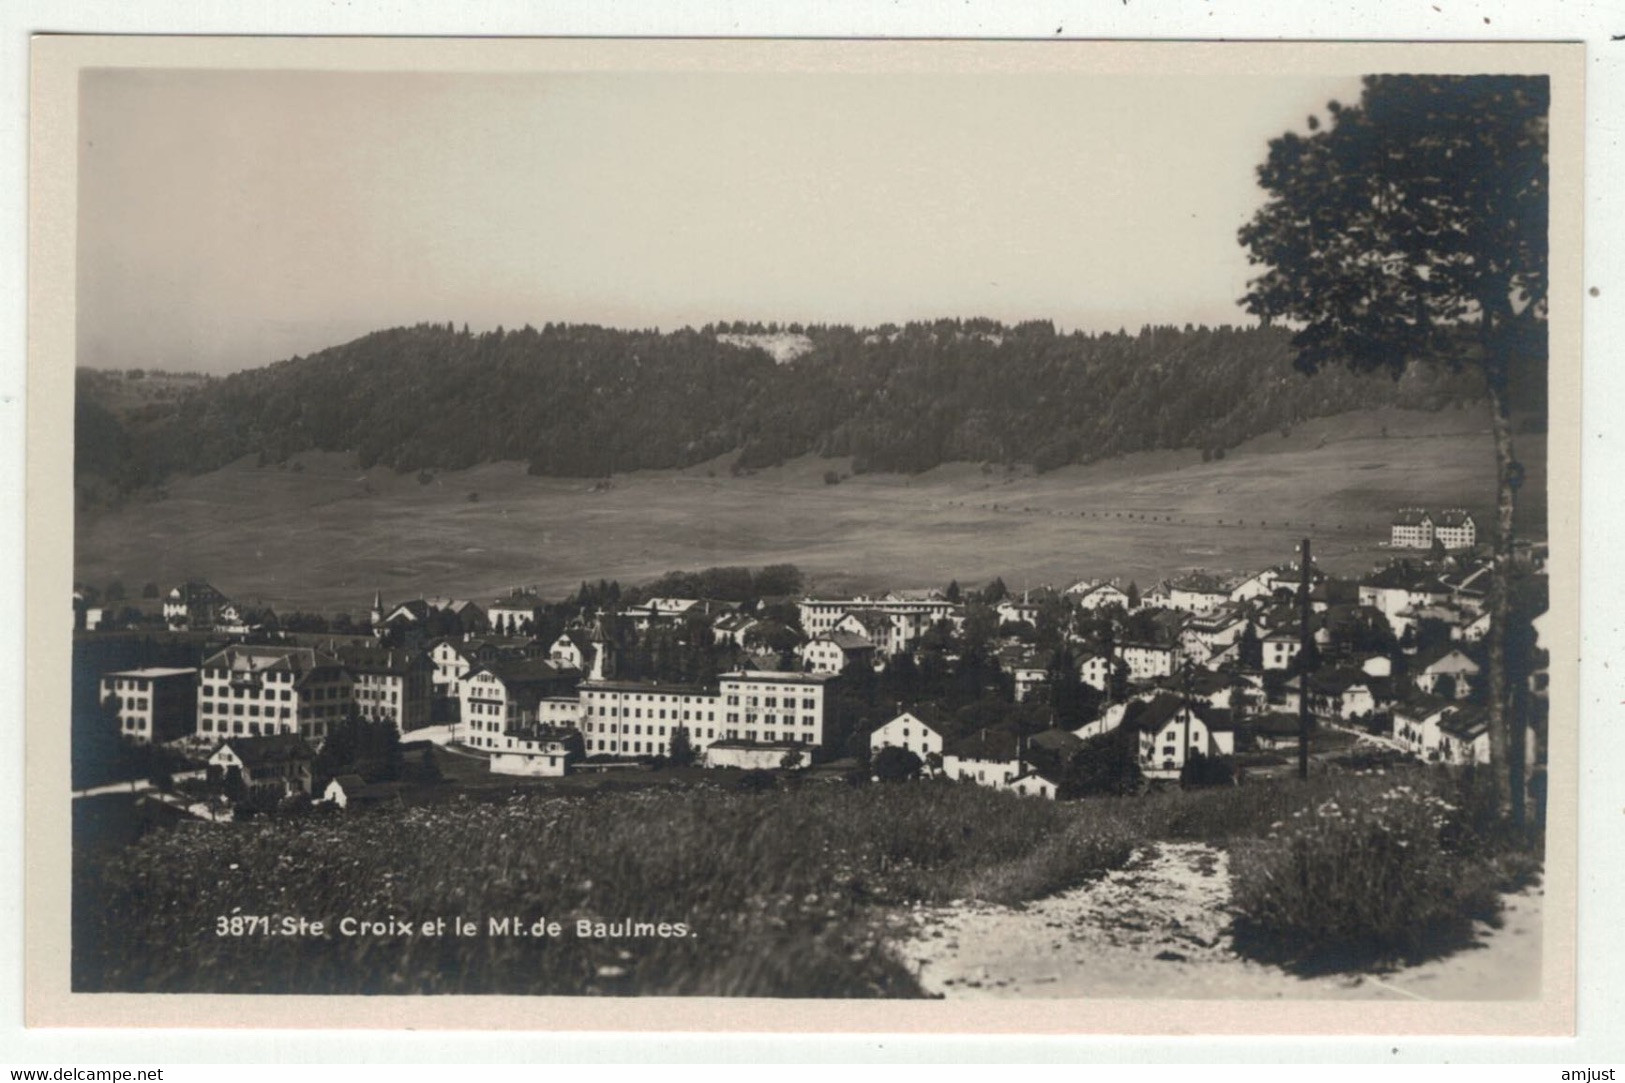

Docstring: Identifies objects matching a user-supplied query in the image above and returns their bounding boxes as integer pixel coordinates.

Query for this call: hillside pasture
[72,406,1544,613]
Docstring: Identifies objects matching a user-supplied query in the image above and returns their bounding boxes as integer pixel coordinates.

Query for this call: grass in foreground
[74,780,1143,996]
[74,766,1542,994]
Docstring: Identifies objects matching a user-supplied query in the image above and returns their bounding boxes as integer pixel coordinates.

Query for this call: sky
[77,68,1364,374]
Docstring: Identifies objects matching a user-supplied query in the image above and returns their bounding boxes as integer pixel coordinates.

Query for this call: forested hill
[76,318,1486,504]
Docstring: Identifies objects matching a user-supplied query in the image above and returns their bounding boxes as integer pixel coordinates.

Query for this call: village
[73,505,1550,819]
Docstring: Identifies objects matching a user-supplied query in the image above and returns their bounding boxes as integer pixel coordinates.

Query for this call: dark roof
[1170,572,1227,594]
[1028,729,1086,755]
[580,678,712,696]
[490,591,545,609]
[1122,692,1230,733]
[217,734,315,767]
[1362,565,1449,593]
[1247,712,1304,737]
[170,580,228,603]
[946,728,1021,762]
[329,773,368,792]
[823,631,875,652]
[1436,509,1476,527]
[1309,668,1373,695]
[1391,508,1434,526]
[845,610,893,634]
[335,645,426,675]
[201,645,344,684]
[478,657,575,687]
[1439,706,1488,739]
[1394,691,1456,719]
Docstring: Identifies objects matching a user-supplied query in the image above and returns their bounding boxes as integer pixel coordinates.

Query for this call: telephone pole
[1298,537,1312,781]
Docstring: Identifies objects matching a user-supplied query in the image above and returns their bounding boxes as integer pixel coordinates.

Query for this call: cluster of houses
[89,529,1542,808]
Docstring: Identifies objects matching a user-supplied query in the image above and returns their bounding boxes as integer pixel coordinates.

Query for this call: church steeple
[589,612,615,681]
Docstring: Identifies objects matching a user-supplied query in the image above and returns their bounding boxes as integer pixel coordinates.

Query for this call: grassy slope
[73,405,1546,612]
[75,766,1528,995]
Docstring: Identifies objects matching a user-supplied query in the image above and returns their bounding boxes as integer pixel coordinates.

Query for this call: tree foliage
[76,317,1481,506]
[1238,74,1548,822]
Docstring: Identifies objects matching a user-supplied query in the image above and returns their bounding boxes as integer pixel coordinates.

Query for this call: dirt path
[895,842,1542,1000]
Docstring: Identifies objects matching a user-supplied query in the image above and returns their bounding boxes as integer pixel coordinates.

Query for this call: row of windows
[111,695,150,712]
[726,712,818,728]
[205,686,293,701]
[202,701,293,719]
[723,694,820,709]
[204,669,294,684]
[199,717,327,739]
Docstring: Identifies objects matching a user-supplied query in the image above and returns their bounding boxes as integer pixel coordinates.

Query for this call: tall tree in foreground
[1238,75,1548,824]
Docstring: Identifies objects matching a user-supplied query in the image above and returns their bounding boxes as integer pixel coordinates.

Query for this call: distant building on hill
[1390,507,1477,550]
[164,580,229,631]
[1390,508,1436,549]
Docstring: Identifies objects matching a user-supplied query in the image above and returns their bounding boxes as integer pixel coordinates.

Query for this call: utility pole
[1298,537,1312,781]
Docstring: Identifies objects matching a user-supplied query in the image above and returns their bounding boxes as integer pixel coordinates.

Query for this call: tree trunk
[1483,349,1521,826]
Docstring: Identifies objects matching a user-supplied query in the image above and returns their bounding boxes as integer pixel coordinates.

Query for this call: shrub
[1229,777,1503,973]
[1179,751,1236,789]
[872,746,922,783]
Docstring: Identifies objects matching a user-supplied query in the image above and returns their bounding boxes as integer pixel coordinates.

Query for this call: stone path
[895,842,1543,1000]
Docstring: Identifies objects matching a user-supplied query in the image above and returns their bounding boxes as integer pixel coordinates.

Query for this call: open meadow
[73,405,1545,612]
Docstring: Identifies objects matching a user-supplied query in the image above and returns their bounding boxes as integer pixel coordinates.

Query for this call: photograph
[27,35,1582,1032]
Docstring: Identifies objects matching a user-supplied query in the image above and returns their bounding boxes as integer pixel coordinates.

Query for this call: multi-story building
[1434,509,1478,550]
[1390,508,1436,549]
[99,667,198,744]
[196,645,354,744]
[458,658,579,751]
[716,670,834,748]
[334,645,434,733]
[577,679,721,757]
[1123,693,1236,778]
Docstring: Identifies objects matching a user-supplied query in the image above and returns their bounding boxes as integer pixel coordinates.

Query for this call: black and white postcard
[25,36,1583,1035]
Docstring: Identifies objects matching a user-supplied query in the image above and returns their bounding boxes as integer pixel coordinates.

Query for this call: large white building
[577,679,721,757]
[196,646,354,744]
[334,646,433,733]
[1434,509,1478,550]
[458,659,579,751]
[99,667,197,744]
